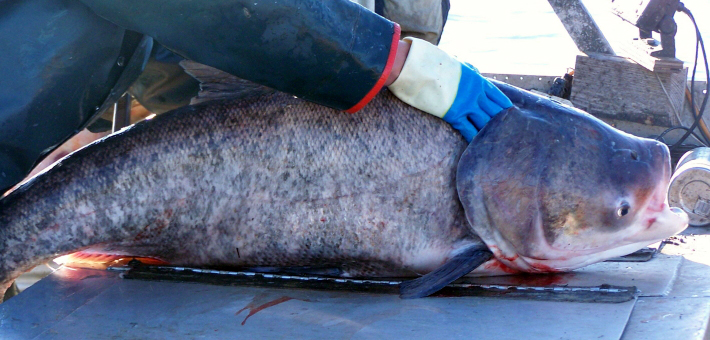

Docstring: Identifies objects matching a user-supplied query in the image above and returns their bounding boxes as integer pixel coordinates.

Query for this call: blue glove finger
[450,117,477,142]
[467,108,491,131]
[477,97,505,119]
[483,80,514,109]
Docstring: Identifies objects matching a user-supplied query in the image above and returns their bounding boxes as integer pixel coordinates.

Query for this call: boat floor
[0,226,708,340]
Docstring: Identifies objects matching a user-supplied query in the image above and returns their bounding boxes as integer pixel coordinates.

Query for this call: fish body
[0,90,476,285]
[0,82,688,296]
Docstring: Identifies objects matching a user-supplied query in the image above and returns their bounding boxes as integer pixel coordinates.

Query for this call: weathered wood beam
[548,0,615,55]
[570,54,687,127]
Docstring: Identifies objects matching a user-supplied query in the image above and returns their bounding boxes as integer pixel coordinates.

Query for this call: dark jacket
[0,0,400,192]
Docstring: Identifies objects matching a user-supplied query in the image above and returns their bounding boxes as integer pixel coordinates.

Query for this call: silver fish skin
[0,90,479,292]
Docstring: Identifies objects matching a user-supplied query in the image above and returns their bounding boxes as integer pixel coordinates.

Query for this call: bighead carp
[0,76,688,299]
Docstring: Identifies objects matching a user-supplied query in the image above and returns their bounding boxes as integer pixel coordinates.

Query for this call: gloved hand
[388,38,513,142]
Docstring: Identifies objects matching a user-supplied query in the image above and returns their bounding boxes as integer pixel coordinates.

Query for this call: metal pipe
[112,93,132,133]
[547,0,615,55]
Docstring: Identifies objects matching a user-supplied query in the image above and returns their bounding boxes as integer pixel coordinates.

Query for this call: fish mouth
[624,144,688,242]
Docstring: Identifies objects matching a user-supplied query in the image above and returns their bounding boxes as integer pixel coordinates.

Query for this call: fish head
[457,86,688,273]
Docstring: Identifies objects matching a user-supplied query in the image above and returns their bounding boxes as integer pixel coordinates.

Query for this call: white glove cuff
[388,37,461,118]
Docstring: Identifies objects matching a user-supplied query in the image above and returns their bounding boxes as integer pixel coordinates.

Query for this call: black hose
[670,4,710,150]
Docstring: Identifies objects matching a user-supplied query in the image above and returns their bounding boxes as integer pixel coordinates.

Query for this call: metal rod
[112,93,132,133]
[547,0,615,55]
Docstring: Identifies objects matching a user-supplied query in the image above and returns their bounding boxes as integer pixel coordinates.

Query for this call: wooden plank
[618,39,685,73]
[570,54,687,127]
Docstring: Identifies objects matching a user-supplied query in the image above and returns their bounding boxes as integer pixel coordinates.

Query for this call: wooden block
[570,54,688,127]
[617,39,685,74]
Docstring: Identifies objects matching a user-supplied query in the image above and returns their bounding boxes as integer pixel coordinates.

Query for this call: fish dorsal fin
[399,243,493,298]
[179,60,275,104]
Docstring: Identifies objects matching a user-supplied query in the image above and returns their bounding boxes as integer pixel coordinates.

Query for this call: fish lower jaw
[486,227,675,273]
[509,202,689,272]
[511,240,666,273]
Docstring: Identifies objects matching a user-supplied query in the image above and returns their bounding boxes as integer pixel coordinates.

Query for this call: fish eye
[630,150,638,160]
[617,202,631,217]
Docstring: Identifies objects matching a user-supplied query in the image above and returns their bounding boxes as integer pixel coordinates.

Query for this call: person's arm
[78,0,400,112]
[80,0,508,141]
[385,41,411,87]
[387,38,513,142]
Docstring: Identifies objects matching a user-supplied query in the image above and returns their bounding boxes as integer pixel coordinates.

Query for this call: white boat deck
[1,227,708,340]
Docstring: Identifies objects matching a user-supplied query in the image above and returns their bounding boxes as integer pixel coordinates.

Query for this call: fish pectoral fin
[179,60,274,104]
[2,281,19,302]
[399,244,493,299]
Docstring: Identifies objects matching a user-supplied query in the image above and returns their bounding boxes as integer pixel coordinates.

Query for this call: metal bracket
[112,94,133,132]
